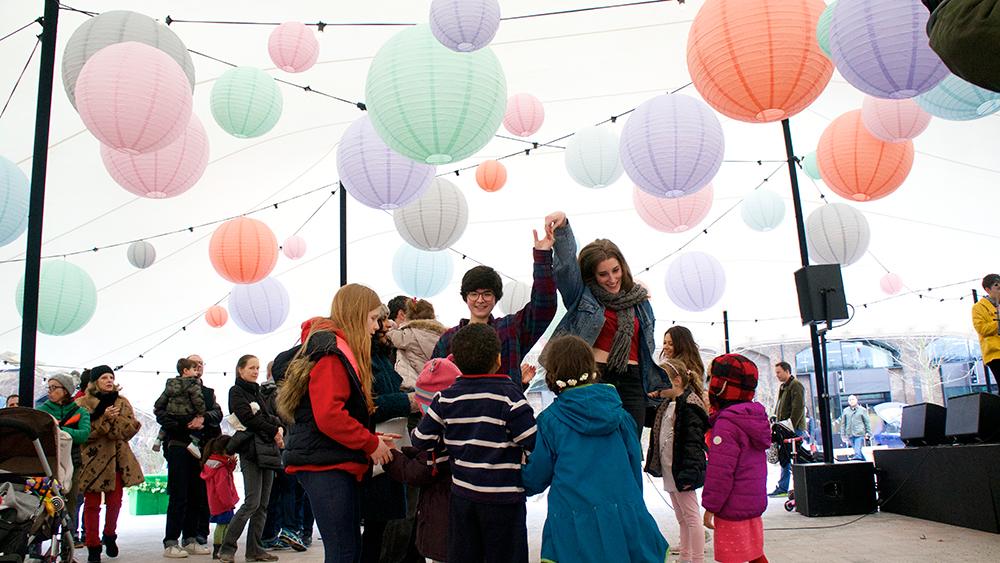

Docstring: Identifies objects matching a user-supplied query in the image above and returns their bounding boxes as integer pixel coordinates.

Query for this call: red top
[593,309,640,363]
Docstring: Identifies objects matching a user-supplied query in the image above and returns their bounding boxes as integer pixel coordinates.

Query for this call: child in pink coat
[200,436,239,559]
[701,354,772,563]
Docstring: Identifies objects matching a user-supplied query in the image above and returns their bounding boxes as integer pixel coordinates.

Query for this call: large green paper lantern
[16,261,98,336]
[365,25,507,164]
[816,1,837,58]
[802,151,822,180]
[210,67,283,138]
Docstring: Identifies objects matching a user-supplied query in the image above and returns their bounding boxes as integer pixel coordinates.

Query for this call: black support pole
[723,310,731,353]
[339,182,347,287]
[18,0,60,404]
[782,118,835,464]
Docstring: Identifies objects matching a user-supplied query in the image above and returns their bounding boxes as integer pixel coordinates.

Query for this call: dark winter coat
[228,377,282,471]
[154,377,223,445]
[645,388,709,491]
[382,447,451,562]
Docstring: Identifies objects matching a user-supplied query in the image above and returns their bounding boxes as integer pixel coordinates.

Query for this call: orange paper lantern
[205,305,228,328]
[208,217,279,284]
[687,0,833,123]
[817,110,914,203]
[475,159,507,192]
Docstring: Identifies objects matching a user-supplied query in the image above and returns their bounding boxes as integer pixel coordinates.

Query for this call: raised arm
[550,214,582,308]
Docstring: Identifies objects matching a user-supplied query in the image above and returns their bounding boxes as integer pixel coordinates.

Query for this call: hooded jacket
[387,319,447,389]
[201,454,239,517]
[701,401,771,521]
[521,384,668,563]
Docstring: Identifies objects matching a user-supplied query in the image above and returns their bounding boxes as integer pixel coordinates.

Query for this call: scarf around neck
[587,281,648,372]
[91,390,119,421]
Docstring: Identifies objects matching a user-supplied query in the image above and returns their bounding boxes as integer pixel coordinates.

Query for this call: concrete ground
[72,459,1000,563]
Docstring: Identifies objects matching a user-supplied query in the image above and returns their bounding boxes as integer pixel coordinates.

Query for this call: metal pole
[18,0,60,404]
[782,118,835,464]
[339,182,347,287]
[723,310,731,353]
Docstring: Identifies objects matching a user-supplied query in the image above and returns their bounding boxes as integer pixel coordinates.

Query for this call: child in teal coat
[522,335,668,563]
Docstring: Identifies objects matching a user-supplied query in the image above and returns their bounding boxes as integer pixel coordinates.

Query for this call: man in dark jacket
[770,361,807,497]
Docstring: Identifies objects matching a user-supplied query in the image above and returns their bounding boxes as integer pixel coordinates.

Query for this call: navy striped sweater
[411,373,537,504]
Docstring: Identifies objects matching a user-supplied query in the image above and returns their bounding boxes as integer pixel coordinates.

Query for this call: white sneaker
[183,542,211,556]
[164,545,189,558]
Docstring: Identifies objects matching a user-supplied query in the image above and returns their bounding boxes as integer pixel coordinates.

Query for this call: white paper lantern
[126,241,156,269]
[498,280,531,315]
[229,277,290,334]
[564,126,624,189]
[741,188,786,232]
[806,203,870,266]
[664,251,727,312]
[880,272,904,295]
[392,245,454,298]
[393,178,469,251]
[282,236,306,260]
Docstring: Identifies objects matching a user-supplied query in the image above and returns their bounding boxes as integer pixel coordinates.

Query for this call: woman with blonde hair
[277,284,396,563]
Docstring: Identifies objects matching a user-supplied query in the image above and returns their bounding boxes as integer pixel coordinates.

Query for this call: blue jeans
[297,470,361,563]
[851,436,866,460]
[776,429,809,492]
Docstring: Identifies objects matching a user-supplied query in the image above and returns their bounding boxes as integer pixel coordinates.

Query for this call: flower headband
[555,372,593,389]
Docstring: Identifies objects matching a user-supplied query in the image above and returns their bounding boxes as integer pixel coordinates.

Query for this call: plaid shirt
[432,248,557,385]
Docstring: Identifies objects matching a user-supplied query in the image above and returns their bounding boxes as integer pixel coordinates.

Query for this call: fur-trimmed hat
[460,266,503,300]
[708,354,758,412]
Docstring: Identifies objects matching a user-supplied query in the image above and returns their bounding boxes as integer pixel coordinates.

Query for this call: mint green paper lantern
[816,1,837,58]
[365,25,507,164]
[210,67,283,138]
[802,151,822,180]
[16,261,97,336]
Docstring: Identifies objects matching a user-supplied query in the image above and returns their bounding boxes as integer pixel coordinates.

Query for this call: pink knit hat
[414,355,462,413]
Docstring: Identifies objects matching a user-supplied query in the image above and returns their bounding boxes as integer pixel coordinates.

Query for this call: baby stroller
[770,420,815,513]
[0,407,75,563]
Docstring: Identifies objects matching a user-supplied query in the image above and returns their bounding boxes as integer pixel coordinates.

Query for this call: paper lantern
[498,280,531,316]
[76,42,192,155]
[915,74,1000,122]
[476,160,507,192]
[816,1,837,57]
[429,0,501,52]
[211,67,283,138]
[687,0,833,123]
[282,235,306,260]
[208,218,279,284]
[0,156,29,247]
[741,188,786,232]
[817,110,913,202]
[861,97,931,142]
[229,278,290,334]
[880,273,904,295]
[802,152,822,180]
[366,25,506,164]
[62,10,195,109]
[664,252,727,312]
[565,126,624,189]
[100,114,209,199]
[633,184,714,233]
[205,305,228,328]
[620,94,724,198]
[392,245,454,298]
[15,261,97,336]
[829,0,948,99]
[394,178,469,251]
[806,203,870,266]
[268,22,319,73]
[503,93,544,137]
[126,241,156,269]
[337,116,435,210]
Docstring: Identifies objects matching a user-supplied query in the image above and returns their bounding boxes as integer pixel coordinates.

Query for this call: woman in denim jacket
[547,212,670,437]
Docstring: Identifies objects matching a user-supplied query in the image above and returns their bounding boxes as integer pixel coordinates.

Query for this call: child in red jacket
[200,436,239,560]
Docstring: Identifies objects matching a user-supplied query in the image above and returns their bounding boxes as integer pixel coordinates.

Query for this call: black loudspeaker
[792,462,876,517]
[945,392,1000,443]
[794,265,849,326]
[900,402,947,446]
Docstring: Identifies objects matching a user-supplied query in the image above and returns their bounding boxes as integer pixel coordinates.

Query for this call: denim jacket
[552,221,670,407]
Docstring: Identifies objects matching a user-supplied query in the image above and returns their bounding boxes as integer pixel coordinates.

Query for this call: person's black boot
[212,544,221,559]
[87,545,102,563]
[102,535,119,558]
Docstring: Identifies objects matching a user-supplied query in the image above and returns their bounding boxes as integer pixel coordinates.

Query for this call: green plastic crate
[127,474,169,516]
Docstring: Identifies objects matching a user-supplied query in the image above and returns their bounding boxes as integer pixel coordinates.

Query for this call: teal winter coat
[522,384,668,563]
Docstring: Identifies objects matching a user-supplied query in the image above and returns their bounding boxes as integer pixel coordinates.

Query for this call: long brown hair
[664,326,705,384]
[578,239,634,292]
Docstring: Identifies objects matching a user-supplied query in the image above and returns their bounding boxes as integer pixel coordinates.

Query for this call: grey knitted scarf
[588,282,648,372]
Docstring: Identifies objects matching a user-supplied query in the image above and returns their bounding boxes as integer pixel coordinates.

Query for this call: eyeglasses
[192,361,205,367]
[467,290,495,302]
[47,385,64,392]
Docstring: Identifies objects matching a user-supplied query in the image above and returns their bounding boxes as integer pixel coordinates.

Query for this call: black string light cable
[0,19,42,43]
[0,37,41,121]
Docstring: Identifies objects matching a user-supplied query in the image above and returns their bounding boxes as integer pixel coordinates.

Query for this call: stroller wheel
[784,500,795,512]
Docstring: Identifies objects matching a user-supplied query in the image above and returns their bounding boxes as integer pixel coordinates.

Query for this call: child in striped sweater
[412,323,537,563]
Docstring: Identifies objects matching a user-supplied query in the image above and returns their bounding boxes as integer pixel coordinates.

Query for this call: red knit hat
[708,353,759,412]
[414,355,462,413]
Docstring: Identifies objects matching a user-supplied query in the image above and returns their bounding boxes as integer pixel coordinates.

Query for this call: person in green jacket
[840,395,871,461]
[770,362,806,497]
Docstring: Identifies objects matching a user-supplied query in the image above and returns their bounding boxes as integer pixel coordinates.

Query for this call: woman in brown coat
[75,365,144,563]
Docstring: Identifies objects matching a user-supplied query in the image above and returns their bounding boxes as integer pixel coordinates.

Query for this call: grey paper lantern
[498,280,531,316]
[564,126,625,189]
[126,240,156,269]
[664,251,726,312]
[393,178,469,251]
[806,203,870,266]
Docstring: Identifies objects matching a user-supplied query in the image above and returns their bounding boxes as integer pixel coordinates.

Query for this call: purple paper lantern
[829,0,948,99]
[429,0,501,52]
[337,116,436,210]
[229,277,290,334]
[620,94,725,198]
[664,251,727,312]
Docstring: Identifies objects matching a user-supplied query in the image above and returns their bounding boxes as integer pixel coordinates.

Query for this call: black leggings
[597,363,645,439]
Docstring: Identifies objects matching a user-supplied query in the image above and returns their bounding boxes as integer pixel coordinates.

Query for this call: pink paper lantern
[880,273,904,295]
[282,235,307,260]
[205,305,228,328]
[100,114,209,199]
[633,184,714,233]
[268,22,320,73]
[861,97,932,143]
[75,42,192,155]
[503,93,544,137]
